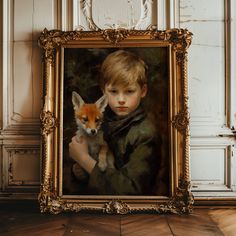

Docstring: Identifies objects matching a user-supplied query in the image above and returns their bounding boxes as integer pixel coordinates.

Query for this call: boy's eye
[108,89,117,94]
[126,89,135,94]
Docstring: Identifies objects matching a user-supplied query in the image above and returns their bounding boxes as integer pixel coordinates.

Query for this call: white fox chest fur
[75,125,104,161]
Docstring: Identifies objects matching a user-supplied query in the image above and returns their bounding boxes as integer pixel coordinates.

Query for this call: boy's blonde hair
[100,50,147,89]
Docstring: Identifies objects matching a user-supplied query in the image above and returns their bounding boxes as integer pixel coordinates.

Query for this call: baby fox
[71,91,114,178]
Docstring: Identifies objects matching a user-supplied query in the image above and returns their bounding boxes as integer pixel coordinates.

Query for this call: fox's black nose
[91,129,96,135]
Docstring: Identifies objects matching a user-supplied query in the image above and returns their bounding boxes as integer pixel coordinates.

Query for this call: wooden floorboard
[0,211,69,235]
[121,214,172,236]
[209,209,236,236]
[0,214,69,235]
[63,214,121,236]
[167,209,224,236]
[1,201,236,236]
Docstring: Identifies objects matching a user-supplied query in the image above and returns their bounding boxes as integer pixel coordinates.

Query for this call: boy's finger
[72,136,79,143]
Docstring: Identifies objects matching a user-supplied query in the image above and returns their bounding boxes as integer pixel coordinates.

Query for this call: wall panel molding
[73,0,157,31]
[157,0,167,29]
[5,146,40,187]
[190,137,234,192]
[59,0,74,30]
[166,0,179,28]
[1,0,12,131]
[1,140,40,192]
[231,1,236,131]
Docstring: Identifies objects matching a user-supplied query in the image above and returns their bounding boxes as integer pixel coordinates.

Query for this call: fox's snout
[87,128,98,136]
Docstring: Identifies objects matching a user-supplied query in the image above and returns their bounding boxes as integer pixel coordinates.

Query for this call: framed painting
[38,28,193,214]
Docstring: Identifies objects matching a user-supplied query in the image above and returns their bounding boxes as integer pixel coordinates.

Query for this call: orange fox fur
[71,91,114,178]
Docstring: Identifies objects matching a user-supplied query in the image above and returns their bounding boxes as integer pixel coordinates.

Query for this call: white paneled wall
[0,0,235,199]
[180,0,225,133]
[179,0,236,193]
[0,0,61,198]
[10,0,59,127]
[229,0,236,192]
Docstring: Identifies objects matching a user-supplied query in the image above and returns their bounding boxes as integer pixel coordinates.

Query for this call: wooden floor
[0,201,236,235]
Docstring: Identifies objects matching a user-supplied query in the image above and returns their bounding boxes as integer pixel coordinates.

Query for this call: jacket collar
[102,104,146,140]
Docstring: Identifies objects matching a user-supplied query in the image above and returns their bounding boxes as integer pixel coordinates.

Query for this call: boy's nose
[118,100,125,105]
[118,94,125,104]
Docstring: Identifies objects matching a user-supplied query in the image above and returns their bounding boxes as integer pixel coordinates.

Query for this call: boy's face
[104,82,147,116]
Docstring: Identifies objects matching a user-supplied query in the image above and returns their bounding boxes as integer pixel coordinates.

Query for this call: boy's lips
[116,106,128,110]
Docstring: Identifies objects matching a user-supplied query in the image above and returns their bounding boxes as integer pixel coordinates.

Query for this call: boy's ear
[141,84,148,98]
[72,91,84,110]
[96,95,108,113]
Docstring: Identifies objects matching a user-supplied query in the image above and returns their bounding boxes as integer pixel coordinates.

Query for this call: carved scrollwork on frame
[39,177,194,215]
[38,28,82,64]
[102,29,130,45]
[157,178,194,214]
[151,29,193,50]
[40,111,57,136]
[38,174,54,212]
[104,200,131,214]
[39,175,83,214]
[172,109,190,134]
[39,193,83,214]
[151,28,193,64]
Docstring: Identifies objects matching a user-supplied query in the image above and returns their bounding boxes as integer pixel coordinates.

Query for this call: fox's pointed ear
[72,91,84,110]
[95,95,107,113]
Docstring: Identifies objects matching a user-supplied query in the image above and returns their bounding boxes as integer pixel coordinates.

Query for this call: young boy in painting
[69,50,159,195]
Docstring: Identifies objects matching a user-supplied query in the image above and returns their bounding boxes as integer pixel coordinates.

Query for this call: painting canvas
[62,47,169,196]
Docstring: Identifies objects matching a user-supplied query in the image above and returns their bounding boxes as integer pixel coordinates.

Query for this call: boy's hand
[69,136,88,163]
[69,135,96,174]
[72,163,88,181]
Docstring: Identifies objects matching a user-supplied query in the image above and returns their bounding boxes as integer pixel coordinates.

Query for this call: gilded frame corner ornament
[38,28,193,215]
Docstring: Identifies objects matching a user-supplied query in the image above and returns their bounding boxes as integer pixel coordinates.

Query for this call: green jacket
[88,106,159,195]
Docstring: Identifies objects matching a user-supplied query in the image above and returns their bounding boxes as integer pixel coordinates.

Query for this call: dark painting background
[62,47,169,196]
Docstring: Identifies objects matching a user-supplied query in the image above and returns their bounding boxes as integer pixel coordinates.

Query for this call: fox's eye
[82,117,88,123]
[95,117,100,123]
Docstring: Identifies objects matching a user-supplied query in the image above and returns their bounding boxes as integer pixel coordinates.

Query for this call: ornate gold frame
[38,28,193,214]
